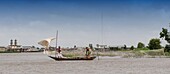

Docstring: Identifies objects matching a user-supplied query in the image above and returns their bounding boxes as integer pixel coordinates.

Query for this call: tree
[124,45,127,49]
[148,38,161,49]
[160,27,170,52]
[74,45,76,48]
[160,28,168,40]
[160,28,170,43]
[130,46,134,50]
[96,44,99,48]
[137,42,145,48]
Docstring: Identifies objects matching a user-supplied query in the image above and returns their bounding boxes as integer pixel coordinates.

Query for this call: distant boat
[49,56,96,61]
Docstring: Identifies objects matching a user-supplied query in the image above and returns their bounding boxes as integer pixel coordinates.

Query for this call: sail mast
[101,11,103,45]
[55,30,58,57]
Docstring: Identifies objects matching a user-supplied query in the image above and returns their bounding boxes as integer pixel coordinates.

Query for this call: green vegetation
[165,45,170,52]
[160,28,169,40]
[146,49,164,56]
[0,51,20,53]
[48,48,170,58]
[109,47,121,51]
[135,47,149,51]
[160,28,170,52]
[130,49,165,58]
[62,51,87,57]
[62,54,80,57]
[164,52,170,56]
[137,42,145,48]
[130,46,134,50]
[148,38,161,49]
[96,52,117,56]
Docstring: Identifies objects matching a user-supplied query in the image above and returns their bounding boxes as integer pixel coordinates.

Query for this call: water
[0,53,170,74]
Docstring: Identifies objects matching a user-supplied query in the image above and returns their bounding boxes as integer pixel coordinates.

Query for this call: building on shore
[95,44,128,51]
[22,46,40,52]
[0,46,6,51]
[7,39,21,51]
[0,39,41,52]
[95,44,108,51]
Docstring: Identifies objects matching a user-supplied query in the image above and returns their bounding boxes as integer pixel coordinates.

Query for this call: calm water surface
[0,53,170,74]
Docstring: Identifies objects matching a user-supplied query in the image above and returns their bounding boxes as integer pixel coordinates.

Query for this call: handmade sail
[38,37,55,54]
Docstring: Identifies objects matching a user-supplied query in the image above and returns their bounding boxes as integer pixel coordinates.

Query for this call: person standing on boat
[57,46,63,58]
[85,47,92,58]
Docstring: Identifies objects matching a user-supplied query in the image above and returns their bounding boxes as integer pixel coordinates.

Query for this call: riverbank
[48,49,170,58]
[1,48,170,58]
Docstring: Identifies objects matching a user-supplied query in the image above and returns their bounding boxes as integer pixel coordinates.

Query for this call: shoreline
[47,49,170,58]
[1,48,170,58]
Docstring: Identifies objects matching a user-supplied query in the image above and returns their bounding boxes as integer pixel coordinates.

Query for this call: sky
[0,0,170,48]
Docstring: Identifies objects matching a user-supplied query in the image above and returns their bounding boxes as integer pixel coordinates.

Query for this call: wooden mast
[55,30,58,57]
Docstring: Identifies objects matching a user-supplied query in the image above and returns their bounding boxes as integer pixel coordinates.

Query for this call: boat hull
[49,56,96,61]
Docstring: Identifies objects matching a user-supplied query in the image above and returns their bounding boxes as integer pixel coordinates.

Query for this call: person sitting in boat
[57,46,63,58]
[85,47,92,58]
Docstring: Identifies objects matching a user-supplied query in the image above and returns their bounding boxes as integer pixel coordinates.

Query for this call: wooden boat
[46,31,96,61]
[49,56,96,61]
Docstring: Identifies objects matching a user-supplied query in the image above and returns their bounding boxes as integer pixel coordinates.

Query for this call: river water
[0,53,170,74]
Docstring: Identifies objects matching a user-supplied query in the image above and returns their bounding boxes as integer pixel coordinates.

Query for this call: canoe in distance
[48,56,96,61]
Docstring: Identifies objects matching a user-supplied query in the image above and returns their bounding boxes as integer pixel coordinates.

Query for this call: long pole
[55,30,58,57]
[98,11,103,60]
[169,23,170,30]
[101,11,103,46]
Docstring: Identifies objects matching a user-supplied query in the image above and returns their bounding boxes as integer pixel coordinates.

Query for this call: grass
[62,53,83,57]
[47,48,170,58]
[130,48,166,58]
[94,52,117,56]
[164,52,170,56]
[146,49,164,56]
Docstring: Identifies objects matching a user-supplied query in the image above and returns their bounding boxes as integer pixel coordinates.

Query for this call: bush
[137,42,145,48]
[135,47,149,50]
[165,45,170,52]
[146,49,164,56]
[148,38,161,49]
[164,52,170,56]
[130,46,134,50]
[109,47,120,51]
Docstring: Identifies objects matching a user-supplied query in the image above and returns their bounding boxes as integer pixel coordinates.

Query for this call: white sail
[38,37,55,54]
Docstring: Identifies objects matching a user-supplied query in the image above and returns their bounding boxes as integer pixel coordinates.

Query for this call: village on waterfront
[1,29,170,58]
[2,0,170,74]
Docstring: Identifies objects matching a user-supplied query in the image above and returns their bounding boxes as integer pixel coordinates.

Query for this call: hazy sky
[0,0,170,47]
